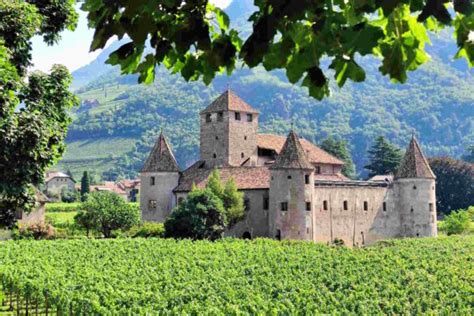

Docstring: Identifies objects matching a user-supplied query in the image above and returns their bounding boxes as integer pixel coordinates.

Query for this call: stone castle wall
[200,112,230,167]
[140,172,179,222]
[227,112,258,166]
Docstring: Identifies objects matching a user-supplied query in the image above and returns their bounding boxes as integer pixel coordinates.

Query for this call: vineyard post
[45,294,48,316]
[9,290,13,311]
[26,295,29,316]
[16,292,19,316]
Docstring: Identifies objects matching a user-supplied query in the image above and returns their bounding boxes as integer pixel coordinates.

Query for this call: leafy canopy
[0,0,78,228]
[429,157,474,214]
[83,0,474,99]
[76,191,140,237]
[364,136,403,177]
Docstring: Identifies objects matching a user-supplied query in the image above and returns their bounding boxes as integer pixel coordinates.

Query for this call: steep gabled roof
[270,130,314,170]
[257,134,344,165]
[200,90,259,114]
[395,136,435,179]
[141,132,180,173]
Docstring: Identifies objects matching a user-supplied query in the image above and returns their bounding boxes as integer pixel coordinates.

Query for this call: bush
[164,189,226,240]
[440,209,471,235]
[127,222,164,238]
[13,223,55,240]
[77,191,140,238]
[46,202,81,213]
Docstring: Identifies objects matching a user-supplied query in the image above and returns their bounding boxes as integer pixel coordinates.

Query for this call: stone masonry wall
[228,111,258,166]
[200,112,230,167]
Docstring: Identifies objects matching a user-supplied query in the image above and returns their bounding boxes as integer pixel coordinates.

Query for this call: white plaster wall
[140,172,179,222]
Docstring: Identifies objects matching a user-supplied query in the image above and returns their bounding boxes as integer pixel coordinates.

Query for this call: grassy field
[0,236,472,314]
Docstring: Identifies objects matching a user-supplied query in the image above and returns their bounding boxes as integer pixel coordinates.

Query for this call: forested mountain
[59,0,473,180]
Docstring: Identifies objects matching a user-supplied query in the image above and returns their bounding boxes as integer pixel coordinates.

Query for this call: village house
[140,90,437,245]
[44,171,75,199]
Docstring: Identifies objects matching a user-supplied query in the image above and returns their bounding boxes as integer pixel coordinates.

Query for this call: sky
[31,0,232,73]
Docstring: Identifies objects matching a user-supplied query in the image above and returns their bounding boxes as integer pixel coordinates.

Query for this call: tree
[76,191,140,238]
[80,171,90,202]
[462,145,474,163]
[320,137,356,178]
[428,157,474,214]
[82,0,473,100]
[74,209,95,237]
[164,188,226,240]
[206,169,245,227]
[440,209,471,235]
[0,0,78,228]
[364,136,403,177]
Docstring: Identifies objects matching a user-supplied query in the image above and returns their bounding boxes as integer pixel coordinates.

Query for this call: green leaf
[330,58,366,87]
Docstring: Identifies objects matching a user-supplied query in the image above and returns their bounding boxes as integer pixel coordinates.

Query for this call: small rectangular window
[206,113,212,122]
[364,201,368,211]
[15,209,23,220]
[315,166,321,174]
[429,203,434,212]
[263,197,269,210]
[235,112,241,120]
[247,113,253,122]
[281,202,288,211]
[244,198,250,211]
[306,202,311,211]
[217,112,223,121]
[383,202,387,212]
[150,176,155,186]
[149,200,157,210]
[305,174,310,184]
[343,200,348,211]
[287,175,292,179]
[323,200,328,211]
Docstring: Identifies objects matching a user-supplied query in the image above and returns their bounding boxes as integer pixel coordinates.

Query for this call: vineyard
[0,236,473,314]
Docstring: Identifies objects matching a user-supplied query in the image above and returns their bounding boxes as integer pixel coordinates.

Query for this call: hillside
[58,0,474,180]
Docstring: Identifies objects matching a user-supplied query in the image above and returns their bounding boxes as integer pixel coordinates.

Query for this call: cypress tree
[364,136,403,177]
[320,137,356,179]
[80,171,90,202]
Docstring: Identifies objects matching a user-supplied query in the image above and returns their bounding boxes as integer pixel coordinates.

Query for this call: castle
[140,90,437,245]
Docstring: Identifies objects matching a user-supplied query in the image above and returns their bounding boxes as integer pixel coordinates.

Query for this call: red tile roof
[200,90,259,114]
[174,162,270,192]
[257,134,344,165]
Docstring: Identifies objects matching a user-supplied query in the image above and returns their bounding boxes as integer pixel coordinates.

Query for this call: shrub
[127,222,165,238]
[164,189,226,240]
[440,209,471,235]
[77,191,140,238]
[13,223,55,240]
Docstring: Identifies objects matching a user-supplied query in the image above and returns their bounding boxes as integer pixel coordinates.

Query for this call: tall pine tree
[320,137,356,179]
[80,171,90,202]
[364,136,403,177]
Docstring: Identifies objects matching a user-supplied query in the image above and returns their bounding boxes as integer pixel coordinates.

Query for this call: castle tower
[394,135,437,238]
[269,130,315,240]
[140,131,180,222]
[199,90,259,167]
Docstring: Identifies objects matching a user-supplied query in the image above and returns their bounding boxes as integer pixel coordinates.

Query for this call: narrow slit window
[150,176,155,186]
[305,174,310,184]
[323,200,328,211]
[235,112,241,120]
[364,201,368,211]
[281,202,288,211]
[247,113,253,122]
[315,166,321,174]
[383,202,387,211]
[263,197,269,210]
[429,203,434,212]
[343,200,348,211]
[306,202,311,211]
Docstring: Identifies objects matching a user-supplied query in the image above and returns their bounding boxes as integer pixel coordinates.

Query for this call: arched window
[242,232,251,239]
[275,229,281,240]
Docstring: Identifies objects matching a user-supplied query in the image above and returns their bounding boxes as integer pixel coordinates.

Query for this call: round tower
[394,135,437,238]
[268,130,315,241]
[140,131,180,222]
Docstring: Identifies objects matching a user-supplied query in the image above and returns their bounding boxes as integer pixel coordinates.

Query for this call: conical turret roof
[200,90,259,114]
[141,132,180,172]
[270,130,314,170]
[395,135,435,179]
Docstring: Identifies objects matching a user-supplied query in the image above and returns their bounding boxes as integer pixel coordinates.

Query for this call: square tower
[200,90,259,167]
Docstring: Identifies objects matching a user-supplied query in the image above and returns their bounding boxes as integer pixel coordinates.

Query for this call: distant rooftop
[396,136,435,179]
[141,132,180,173]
